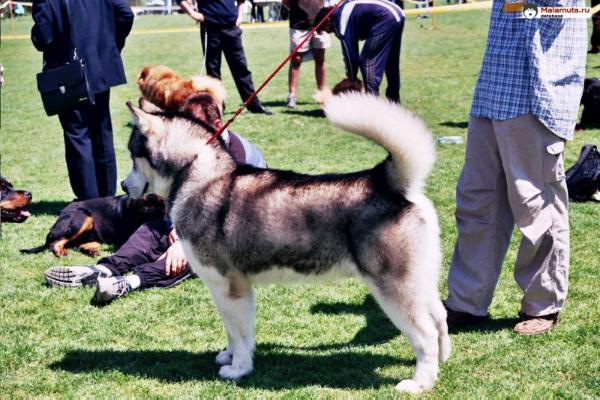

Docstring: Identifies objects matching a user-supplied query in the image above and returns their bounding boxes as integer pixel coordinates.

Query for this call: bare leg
[288,52,303,97]
[313,48,327,91]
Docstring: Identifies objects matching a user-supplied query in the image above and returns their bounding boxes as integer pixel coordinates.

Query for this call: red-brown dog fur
[137,65,227,115]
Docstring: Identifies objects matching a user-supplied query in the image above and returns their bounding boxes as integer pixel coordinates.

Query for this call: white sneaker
[286,95,297,109]
[45,265,109,288]
[94,276,130,304]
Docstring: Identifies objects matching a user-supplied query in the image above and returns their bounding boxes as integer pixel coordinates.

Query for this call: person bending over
[314,0,404,103]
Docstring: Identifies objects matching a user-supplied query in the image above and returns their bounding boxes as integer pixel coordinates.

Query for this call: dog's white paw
[215,349,233,366]
[395,379,427,394]
[218,364,252,380]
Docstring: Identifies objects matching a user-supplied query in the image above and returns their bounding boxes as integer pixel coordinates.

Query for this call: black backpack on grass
[566,144,600,202]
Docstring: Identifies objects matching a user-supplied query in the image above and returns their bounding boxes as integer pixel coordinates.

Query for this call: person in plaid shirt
[444,0,587,335]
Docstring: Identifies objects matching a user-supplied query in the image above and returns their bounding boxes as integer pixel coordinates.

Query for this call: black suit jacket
[31,0,134,94]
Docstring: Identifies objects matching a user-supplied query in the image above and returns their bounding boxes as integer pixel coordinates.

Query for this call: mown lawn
[1,11,599,399]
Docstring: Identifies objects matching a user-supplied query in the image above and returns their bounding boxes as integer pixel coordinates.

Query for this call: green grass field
[1,11,600,398]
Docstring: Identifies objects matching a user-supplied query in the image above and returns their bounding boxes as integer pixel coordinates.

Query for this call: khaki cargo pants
[446,114,570,317]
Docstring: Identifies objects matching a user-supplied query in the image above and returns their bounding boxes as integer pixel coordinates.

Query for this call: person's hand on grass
[159,240,188,276]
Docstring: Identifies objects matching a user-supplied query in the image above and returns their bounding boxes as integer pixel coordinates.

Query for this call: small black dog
[578,78,600,130]
[21,194,165,256]
[1,176,32,223]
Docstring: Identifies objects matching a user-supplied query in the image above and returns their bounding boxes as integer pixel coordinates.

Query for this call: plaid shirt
[471,0,587,140]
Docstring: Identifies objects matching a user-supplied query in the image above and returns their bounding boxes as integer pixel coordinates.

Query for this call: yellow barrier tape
[0,21,289,41]
[403,0,432,5]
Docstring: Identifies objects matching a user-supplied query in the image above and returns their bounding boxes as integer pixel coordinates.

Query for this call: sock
[125,274,141,290]
[95,264,112,276]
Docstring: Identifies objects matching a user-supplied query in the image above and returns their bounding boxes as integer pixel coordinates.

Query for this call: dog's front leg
[205,276,255,380]
[215,332,234,366]
[180,241,256,378]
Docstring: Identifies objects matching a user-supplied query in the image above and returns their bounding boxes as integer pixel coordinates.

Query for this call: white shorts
[289,28,331,53]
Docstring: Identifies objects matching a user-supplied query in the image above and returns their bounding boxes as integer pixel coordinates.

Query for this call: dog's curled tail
[323,93,435,198]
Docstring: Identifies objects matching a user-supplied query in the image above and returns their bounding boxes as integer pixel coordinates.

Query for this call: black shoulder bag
[565,144,600,202]
[36,0,95,116]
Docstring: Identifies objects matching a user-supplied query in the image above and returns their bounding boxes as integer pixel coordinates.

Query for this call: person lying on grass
[44,94,267,304]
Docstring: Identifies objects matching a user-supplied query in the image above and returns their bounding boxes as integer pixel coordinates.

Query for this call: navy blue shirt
[31,0,134,94]
[178,0,242,28]
[332,0,403,80]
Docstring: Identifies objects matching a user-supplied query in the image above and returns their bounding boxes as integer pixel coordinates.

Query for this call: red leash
[206,0,345,144]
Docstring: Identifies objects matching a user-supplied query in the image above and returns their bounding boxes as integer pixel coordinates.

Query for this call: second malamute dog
[122,93,450,393]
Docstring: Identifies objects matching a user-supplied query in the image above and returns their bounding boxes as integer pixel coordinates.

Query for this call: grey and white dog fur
[123,93,450,394]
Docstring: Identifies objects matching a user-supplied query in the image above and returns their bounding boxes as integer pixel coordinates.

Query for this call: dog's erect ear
[127,101,164,136]
[138,97,165,114]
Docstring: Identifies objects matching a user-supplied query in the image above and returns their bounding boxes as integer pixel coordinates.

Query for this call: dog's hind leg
[49,214,95,257]
[365,282,441,394]
[78,241,101,257]
[430,298,451,363]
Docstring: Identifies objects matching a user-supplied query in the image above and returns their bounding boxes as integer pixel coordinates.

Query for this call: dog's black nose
[24,191,32,199]
[121,181,129,195]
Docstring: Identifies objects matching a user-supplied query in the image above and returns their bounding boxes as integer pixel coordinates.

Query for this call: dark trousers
[360,22,404,103]
[250,0,264,22]
[58,91,117,200]
[201,24,261,108]
[98,219,194,289]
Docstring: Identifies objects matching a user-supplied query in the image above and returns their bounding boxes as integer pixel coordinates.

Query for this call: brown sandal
[513,313,560,336]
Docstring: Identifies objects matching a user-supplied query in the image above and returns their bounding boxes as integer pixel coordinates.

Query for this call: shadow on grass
[260,100,313,108]
[30,200,71,216]
[308,295,520,345]
[439,121,469,129]
[449,317,520,334]
[307,295,400,349]
[283,108,325,118]
[50,344,403,388]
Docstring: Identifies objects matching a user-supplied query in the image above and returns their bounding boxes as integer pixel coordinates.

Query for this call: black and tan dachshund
[1,176,32,223]
[21,194,165,257]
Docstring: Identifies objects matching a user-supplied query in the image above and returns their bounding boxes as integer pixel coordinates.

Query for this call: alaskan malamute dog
[123,93,450,393]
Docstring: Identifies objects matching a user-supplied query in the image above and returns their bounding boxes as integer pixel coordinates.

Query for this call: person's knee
[290,53,303,68]
[135,219,168,239]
